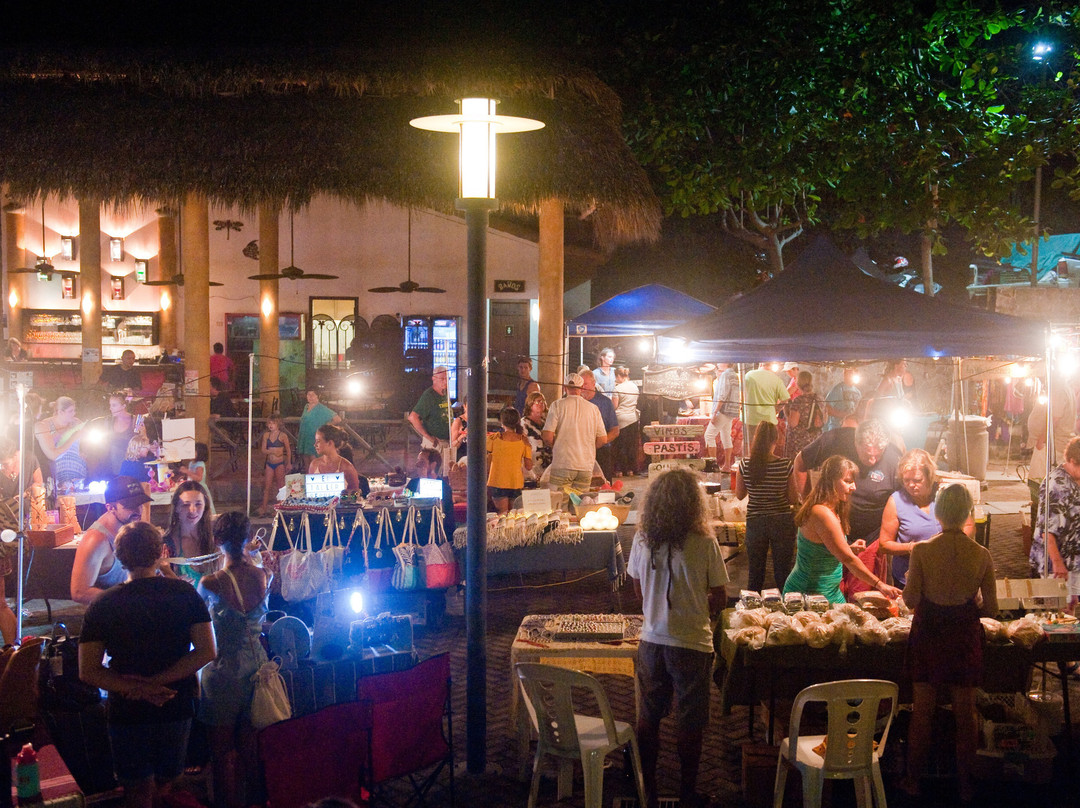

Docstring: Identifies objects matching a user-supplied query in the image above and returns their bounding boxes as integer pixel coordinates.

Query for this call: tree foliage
[574,1,1080,274]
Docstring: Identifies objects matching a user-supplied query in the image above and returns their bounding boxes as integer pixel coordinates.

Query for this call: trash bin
[947,415,990,481]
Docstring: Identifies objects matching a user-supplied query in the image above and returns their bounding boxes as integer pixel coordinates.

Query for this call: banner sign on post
[162,418,196,462]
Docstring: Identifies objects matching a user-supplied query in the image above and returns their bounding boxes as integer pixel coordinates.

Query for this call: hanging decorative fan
[12,199,76,281]
[369,208,446,294]
[248,210,339,281]
[143,206,223,287]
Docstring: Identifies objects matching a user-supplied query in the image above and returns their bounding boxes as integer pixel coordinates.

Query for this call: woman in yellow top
[486,406,533,514]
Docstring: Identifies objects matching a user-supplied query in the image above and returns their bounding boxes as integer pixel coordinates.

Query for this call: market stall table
[713,609,1037,744]
[510,613,642,771]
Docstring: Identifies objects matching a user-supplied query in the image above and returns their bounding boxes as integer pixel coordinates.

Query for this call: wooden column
[79,198,102,387]
[182,193,211,445]
[2,201,26,345]
[537,198,565,403]
[157,208,178,350]
[258,202,280,412]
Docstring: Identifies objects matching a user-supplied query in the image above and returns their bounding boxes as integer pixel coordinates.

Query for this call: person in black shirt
[99,349,142,392]
[793,418,901,545]
[78,521,215,808]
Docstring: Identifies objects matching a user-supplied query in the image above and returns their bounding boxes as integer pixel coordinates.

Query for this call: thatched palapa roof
[0,48,661,248]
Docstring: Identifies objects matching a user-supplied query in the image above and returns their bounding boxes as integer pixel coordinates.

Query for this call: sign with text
[648,458,706,476]
[493,279,525,293]
[643,441,701,456]
[642,366,705,401]
[643,423,705,440]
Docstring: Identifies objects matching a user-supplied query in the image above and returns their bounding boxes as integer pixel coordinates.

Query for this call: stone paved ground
[19,459,1080,807]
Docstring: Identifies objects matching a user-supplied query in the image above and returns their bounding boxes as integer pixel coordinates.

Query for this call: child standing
[486,406,533,514]
[259,416,292,516]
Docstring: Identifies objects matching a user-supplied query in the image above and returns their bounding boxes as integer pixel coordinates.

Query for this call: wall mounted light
[160,290,172,311]
[261,295,274,317]
[110,237,125,262]
[81,291,94,316]
[8,289,18,309]
[60,235,76,261]
[134,259,148,282]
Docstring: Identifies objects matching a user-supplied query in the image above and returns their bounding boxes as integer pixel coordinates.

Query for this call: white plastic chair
[515,662,647,808]
[773,679,897,808]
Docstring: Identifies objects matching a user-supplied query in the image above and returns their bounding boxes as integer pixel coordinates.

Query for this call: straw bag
[391,507,422,591]
[316,508,347,576]
[250,658,292,730]
[420,505,459,589]
[280,513,329,602]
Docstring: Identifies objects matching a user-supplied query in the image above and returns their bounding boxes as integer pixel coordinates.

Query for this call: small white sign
[521,488,554,514]
[597,491,616,503]
[161,418,196,462]
[82,348,101,363]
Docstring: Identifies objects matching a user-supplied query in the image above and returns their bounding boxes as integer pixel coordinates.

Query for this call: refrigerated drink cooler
[404,316,459,403]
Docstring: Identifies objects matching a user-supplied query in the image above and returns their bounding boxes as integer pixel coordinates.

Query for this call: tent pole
[958,357,971,475]
[1042,327,1054,579]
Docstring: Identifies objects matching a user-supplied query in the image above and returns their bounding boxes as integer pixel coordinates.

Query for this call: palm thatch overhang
[0,48,661,249]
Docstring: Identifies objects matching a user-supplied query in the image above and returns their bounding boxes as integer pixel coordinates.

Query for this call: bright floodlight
[888,405,912,431]
[1033,42,1053,61]
[84,426,105,446]
[1057,350,1080,378]
[411,98,544,200]
[851,372,862,385]
[349,590,364,615]
[1009,363,1030,379]
[638,338,651,353]
[346,377,363,397]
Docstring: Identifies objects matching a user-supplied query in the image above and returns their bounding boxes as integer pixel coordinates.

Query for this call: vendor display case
[21,310,160,360]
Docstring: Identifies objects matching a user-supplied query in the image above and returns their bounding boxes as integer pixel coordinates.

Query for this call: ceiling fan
[143,273,223,288]
[369,207,446,294]
[248,210,339,281]
[142,206,224,287]
[12,199,77,281]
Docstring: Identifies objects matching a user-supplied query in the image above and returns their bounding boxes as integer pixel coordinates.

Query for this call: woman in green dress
[783,454,902,604]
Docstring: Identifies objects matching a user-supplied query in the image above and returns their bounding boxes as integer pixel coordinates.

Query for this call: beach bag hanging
[421,504,459,589]
[391,507,422,591]
[316,507,347,576]
[365,508,396,592]
[280,512,329,602]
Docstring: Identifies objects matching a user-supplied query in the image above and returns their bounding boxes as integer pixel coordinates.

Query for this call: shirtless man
[70,475,152,604]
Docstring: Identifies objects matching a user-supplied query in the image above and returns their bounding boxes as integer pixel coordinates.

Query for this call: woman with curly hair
[783,455,902,604]
[627,469,729,808]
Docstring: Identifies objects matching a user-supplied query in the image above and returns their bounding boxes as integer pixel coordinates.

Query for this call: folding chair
[357,653,454,808]
[258,700,372,808]
[0,638,46,808]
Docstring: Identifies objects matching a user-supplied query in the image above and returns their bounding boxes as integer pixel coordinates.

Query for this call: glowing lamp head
[346,377,363,397]
[888,406,912,431]
[261,295,274,317]
[83,426,105,446]
[349,590,364,615]
[160,290,171,311]
[81,292,94,315]
[8,289,17,308]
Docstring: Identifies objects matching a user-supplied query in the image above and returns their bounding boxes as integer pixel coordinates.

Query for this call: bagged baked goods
[833,602,872,626]
[806,594,829,613]
[783,592,804,613]
[853,591,894,621]
[729,607,769,630]
[1006,614,1044,649]
[762,588,784,612]
[980,617,1008,642]
[854,614,889,646]
[790,610,824,629]
[726,626,766,649]
[764,613,804,646]
[824,612,856,652]
[881,616,911,642]
[802,620,834,649]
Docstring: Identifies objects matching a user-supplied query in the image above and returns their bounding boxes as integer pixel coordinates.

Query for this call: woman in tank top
[734,421,797,591]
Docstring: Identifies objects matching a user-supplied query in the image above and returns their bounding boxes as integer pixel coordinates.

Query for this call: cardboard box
[996,578,1067,611]
[27,523,75,549]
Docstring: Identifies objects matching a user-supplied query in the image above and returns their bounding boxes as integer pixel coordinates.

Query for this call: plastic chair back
[515,663,620,758]
[790,679,896,776]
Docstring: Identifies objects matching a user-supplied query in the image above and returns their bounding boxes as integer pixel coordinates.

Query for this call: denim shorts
[109,719,192,784]
[636,640,714,730]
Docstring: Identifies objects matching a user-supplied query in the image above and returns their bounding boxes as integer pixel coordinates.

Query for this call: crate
[28,523,75,549]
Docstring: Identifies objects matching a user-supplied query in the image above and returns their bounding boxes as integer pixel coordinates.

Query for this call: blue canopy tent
[657,237,1046,364]
[566,283,715,337]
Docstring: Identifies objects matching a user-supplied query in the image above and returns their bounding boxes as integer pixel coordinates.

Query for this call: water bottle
[15,743,44,807]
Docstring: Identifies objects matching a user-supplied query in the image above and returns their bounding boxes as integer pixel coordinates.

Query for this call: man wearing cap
[542,373,608,491]
[70,475,152,604]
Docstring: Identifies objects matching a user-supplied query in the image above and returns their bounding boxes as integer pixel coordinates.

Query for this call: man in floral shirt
[1031,436,1080,608]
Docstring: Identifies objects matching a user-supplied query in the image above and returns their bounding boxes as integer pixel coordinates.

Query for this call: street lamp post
[411,99,543,773]
[1029,41,1054,287]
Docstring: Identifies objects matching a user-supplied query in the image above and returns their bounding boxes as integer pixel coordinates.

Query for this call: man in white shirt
[542,373,607,491]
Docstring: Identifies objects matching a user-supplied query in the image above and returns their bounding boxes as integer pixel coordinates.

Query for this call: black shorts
[488,486,521,501]
[636,640,714,730]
